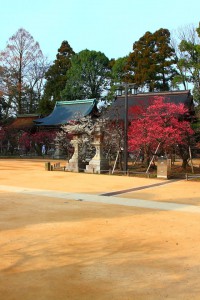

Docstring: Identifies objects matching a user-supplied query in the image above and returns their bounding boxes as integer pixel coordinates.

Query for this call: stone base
[66,161,86,172]
[85,159,109,174]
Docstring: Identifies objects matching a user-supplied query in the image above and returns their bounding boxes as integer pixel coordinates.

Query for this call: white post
[146,143,161,173]
[189,146,194,173]
[112,150,120,174]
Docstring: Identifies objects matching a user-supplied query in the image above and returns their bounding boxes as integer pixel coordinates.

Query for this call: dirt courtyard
[0,159,200,300]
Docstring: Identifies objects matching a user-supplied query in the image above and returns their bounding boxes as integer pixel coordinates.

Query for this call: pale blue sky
[1,0,200,62]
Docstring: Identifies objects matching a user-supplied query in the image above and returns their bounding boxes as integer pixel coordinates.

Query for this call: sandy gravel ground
[0,159,200,300]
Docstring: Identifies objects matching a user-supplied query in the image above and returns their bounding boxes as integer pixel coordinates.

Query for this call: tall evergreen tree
[42,41,75,102]
[127,28,177,92]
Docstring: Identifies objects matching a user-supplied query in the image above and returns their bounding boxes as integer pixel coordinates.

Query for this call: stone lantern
[66,133,86,172]
[85,124,109,174]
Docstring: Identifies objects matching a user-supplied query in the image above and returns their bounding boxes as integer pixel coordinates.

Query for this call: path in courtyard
[0,183,200,214]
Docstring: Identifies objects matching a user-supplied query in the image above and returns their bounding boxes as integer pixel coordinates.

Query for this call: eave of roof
[34,99,98,126]
[6,114,40,129]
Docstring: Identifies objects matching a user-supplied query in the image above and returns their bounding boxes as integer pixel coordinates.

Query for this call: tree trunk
[182,157,189,169]
[178,145,189,170]
[143,146,150,167]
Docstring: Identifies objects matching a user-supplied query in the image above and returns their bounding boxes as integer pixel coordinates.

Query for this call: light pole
[124,83,128,174]
[115,83,137,174]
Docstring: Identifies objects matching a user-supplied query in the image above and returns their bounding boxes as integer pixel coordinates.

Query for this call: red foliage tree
[31,131,56,145]
[31,130,57,155]
[19,130,56,155]
[128,97,194,167]
[18,132,31,154]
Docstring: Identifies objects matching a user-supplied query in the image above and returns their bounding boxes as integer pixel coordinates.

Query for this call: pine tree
[40,41,75,114]
[127,29,177,92]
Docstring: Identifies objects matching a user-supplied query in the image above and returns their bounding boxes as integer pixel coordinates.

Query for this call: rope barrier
[186,173,200,180]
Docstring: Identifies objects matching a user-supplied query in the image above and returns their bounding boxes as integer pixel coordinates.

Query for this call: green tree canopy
[111,57,129,83]
[107,56,131,101]
[127,28,177,92]
[61,49,110,100]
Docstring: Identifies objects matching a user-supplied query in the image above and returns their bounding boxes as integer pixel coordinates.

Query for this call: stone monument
[157,156,171,179]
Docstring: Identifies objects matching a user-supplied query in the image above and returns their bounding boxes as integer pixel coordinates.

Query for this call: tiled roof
[108,90,194,120]
[34,99,98,126]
